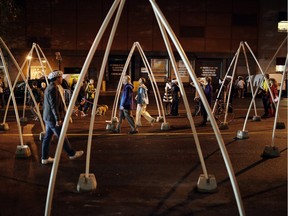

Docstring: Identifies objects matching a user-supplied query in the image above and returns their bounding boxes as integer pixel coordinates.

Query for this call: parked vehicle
[4,79,47,103]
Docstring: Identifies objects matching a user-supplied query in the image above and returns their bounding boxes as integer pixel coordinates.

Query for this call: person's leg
[42,122,54,160]
[171,100,175,115]
[123,109,137,132]
[52,125,75,156]
[135,104,142,127]
[115,110,124,132]
[141,104,154,123]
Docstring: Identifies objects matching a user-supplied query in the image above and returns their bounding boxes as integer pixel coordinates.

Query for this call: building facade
[0,0,287,90]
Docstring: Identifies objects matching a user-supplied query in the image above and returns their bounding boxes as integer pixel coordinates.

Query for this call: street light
[55,52,62,70]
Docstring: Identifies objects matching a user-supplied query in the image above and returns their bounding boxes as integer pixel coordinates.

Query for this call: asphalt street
[0,93,287,216]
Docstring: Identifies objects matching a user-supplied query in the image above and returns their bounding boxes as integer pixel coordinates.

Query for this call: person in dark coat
[41,70,84,164]
[113,75,138,134]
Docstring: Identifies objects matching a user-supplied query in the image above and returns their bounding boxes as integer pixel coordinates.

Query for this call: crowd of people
[0,71,282,165]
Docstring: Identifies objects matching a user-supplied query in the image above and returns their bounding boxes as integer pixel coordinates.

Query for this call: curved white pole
[0,49,24,146]
[154,14,209,179]
[136,42,165,121]
[241,39,286,132]
[212,52,238,113]
[240,43,258,116]
[85,0,125,178]
[111,44,136,119]
[223,46,240,124]
[150,1,245,215]
[271,55,287,147]
[44,1,121,215]
[0,38,46,132]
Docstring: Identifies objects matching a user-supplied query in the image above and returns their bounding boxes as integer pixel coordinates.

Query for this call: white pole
[85,0,125,178]
[240,43,258,117]
[0,49,24,146]
[271,54,287,147]
[149,1,245,215]
[212,52,238,114]
[223,46,240,124]
[44,1,121,215]
[136,42,166,121]
[111,43,137,119]
[154,14,209,179]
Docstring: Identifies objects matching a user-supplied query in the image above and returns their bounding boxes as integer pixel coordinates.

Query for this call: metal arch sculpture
[44,1,245,216]
[0,38,31,158]
[1,42,52,137]
[107,41,169,132]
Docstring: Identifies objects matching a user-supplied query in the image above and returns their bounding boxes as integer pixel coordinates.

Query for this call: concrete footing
[15,145,31,158]
[219,122,229,130]
[161,122,170,130]
[252,116,261,122]
[156,116,164,123]
[0,123,9,131]
[77,173,97,192]
[236,130,249,139]
[261,145,280,158]
[276,122,285,129]
[197,174,217,193]
[106,117,118,131]
[20,117,28,126]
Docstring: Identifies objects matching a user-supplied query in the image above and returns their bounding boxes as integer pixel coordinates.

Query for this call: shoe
[128,130,138,134]
[80,111,87,117]
[112,129,120,133]
[150,118,156,126]
[69,150,84,160]
[41,157,54,164]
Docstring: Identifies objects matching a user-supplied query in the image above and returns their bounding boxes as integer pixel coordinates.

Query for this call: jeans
[116,109,136,131]
[42,121,75,159]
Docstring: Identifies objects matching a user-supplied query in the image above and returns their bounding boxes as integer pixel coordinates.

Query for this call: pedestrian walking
[113,75,138,134]
[135,77,156,127]
[41,70,84,164]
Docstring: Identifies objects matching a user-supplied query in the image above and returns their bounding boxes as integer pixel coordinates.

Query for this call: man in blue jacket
[41,70,84,164]
[113,75,138,134]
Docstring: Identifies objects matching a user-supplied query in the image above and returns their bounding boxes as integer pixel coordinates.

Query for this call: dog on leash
[96,105,108,116]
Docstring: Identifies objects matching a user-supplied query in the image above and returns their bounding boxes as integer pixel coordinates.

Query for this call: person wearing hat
[41,70,84,164]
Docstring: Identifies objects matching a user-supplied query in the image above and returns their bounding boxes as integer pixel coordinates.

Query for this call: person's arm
[48,87,61,124]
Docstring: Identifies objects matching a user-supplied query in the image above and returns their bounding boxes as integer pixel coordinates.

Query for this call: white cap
[48,70,63,80]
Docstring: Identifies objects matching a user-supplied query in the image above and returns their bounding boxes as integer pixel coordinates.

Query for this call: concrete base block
[106,117,118,131]
[219,122,229,130]
[197,174,217,193]
[77,173,97,192]
[0,123,9,131]
[252,116,261,122]
[15,145,31,158]
[156,116,164,123]
[20,117,28,126]
[39,132,45,141]
[261,145,280,158]
[276,122,285,129]
[111,117,118,123]
[161,122,170,131]
[236,130,249,139]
